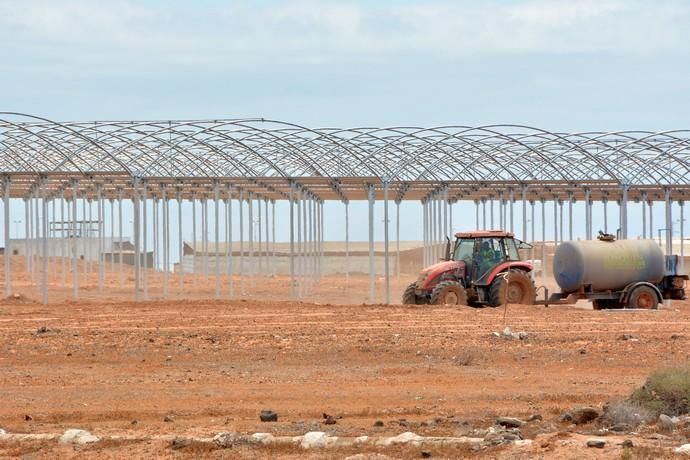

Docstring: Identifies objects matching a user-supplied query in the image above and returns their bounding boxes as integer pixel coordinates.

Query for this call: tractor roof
[455,230,514,238]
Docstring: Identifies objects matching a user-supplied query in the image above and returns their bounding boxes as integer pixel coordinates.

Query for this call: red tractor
[403,231,536,306]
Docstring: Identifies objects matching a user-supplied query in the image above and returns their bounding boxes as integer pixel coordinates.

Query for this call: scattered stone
[514,440,533,447]
[586,439,606,449]
[559,412,572,422]
[250,433,275,445]
[374,420,384,427]
[579,349,587,354]
[59,429,99,445]
[379,431,423,446]
[675,444,690,455]
[658,414,678,431]
[609,423,631,432]
[619,334,639,341]
[323,415,337,425]
[0,428,6,436]
[163,414,174,422]
[213,432,238,448]
[24,415,33,421]
[570,406,600,424]
[421,451,432,458]
[171,437,190,450]
[36,326,50,334]
[345,454,392,460]
[671,334,684,340]
[301,431,329,448]
[527,414,543,422]
[496,417,523,428]
[130,420,138,425]
[483,426,522,445]
[398,419,408,427]
[492,332,501,337]
[498,326,529,340]
[260,410,278,422]
[621,440,634,448]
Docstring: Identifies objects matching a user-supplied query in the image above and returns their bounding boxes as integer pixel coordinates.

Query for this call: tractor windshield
[453,238,474,264]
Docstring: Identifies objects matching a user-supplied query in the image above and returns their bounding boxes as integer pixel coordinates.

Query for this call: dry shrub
[602,399,653,428]
[453,350,475,366]
[630,365,690,416]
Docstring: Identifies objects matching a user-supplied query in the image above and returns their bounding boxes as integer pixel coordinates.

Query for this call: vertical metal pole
[475,199,480,230]
[436,192,442,259]
[665,188,673,255]
[498,192,504,230]
[202,197,208,284]
[142,182,147,300]
[72,181,79,299]
[264,198,269,279]
[289,184,295,301]
[559,199,564,243]
[584,189,592,240]
[541,198,546,288]
[249,192,255,289]
[553,197,559,247]
[86,197,91,283]
[62,192,67,288]
[296,188,302,300]
[271,200,276,277]
[178,193,183,292]
[98,184,104,293]
[489,196,494,229]
[118,189,123,288]
[41,179,48,304]
[383,181,390,305]
[422,200,427,266]
[192,195,197,288]
[568,193,573,241]
[214,182,220,299]
[3,177,10,296]
[345,201,350,282]
[24,198,29,274]
[509,189,515,233]
[162,186,168,298]
[482,198,487,229]
[642,193,648,239]
[228,184,234,297]
[680,201,685,273]
[396,200,400,280]
[603,198,608,234]
[530,200,535,279]
[133,179,140,302]
[239,189,245,294]
[442,187,448,244]
[152,196,158,271]
[368,184,375,303]
[257,197,262,276]
[620,185,629,239]
[110,198,114,274]
[521,186,527,240]
[649,199,654,240]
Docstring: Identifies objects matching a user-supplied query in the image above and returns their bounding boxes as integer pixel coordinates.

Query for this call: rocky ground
[0,267,689,458]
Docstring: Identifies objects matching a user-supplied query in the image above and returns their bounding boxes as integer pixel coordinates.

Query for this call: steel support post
[239,189,244,294]
[521,186,527,240]
[257,197,262,276]
[152,197,158,270]
[368,184,375,303]
[133,179,141,302]
[192,195,197,288]
[24,198,29,274]
[603,198,608,234]
[475,199,480,230]
[568,193,573,241]
[509,189,515,233]
[649,199,654,240]
[553,197,558,247]
[264,198,269,280]
[558,199,564,243]
[142,182,148,300]
[301,193,308,293]
[163,186,169,298]
[422,200,427,266]
[396,200,400,280]
[296,188,302,300]
[436,192,442,259]
[345,201,350,281]
[641,193,648,239]
[62,193,67,288]
[33,193,39,287]
[320,200,324,279]
[271,200,276,278]
[109,198,114,274]
[383,181,390,305]
[498,192,504,230]
[214,183,220,299]
[621,185,629,239]
[584,189,592,239]
[3,177,10,296]
[41,179,48,304]
[228,184,234,297]
[86,197,91,282]
[202,197,208,284]
[449,198,453,236]
[541,199,546,288]
[178,194,183,291]
[72,181,79,298]
[442,187,448,247]
[482,198,487,229]
[680,200,685,273]
[289,184,295,301]
[665,189,673,255]
[249,193,254,289]
[118,189,123,288]
[489,196,494,230]
[97,184,104,293]
[530,200,535,279]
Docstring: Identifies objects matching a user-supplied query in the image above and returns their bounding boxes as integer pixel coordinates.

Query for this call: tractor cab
[403,231,536,306]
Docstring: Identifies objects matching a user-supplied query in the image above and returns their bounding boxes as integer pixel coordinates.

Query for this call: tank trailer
[543,233,688,309]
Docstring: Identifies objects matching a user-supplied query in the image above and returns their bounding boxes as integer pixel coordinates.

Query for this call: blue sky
[1,0,688,246]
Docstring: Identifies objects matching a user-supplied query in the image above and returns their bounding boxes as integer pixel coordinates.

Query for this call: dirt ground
[1,256,689,458]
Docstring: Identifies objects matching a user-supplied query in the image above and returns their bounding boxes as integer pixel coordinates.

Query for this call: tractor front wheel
[430,281,467,305]
[402,282,423,305]
[488,269,536,307]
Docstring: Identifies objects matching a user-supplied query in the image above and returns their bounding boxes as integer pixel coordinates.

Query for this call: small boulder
[251,433,275,445]
[301,431,329,449]
[374,420,384,427]
[526,414,543,422]
[618,334,639,341]
[421,451,432,458]
[658,414,678,432]
[621,440,634,448]
[323,415,337,425]
[559,412,573,422]
[571,407,600,424]
[171,437,190,450]
[496,417,523,428]
[163,414,174,422]
[59,429,99,445]
[260,410,278,422]
[675,444,690,454]
[379,432,423,446]
[0,428,6,436]
[586,439,606,449]
[213,432,238,448]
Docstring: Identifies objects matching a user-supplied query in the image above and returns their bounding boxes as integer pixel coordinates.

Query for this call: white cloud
[0,0,688,74]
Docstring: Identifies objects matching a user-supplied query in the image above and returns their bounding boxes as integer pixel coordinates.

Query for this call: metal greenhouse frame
[1,112,688,304]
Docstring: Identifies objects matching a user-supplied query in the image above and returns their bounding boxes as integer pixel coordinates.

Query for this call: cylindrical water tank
[553,239,665,293]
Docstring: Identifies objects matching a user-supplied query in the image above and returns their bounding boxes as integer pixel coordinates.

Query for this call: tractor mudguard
[481,261,533,286]
[417,260,465,290]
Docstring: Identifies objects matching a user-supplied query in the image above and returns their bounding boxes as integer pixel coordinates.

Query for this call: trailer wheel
[430,281,467,305]
[627,286,659,310]
[402,282,424,305]
[488,269,537,307]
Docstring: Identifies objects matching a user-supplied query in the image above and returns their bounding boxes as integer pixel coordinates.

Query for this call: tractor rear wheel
[488,269,536,307]
[627,286,659,309]
[402,282,423,305]
[430,281,467,305]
